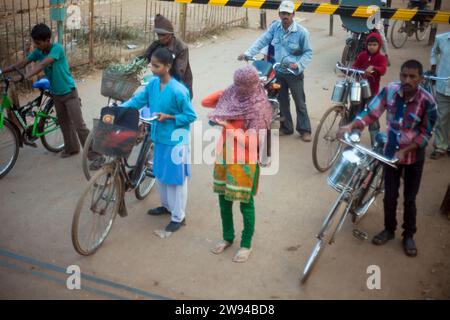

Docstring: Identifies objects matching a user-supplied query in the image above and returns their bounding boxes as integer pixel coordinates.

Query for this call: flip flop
[232,247,252,263]
[211,240,232,255]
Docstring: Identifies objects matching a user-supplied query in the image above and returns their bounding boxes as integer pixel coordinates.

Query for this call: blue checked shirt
[430,31,450,96]
[355,82,437,164]
[245,20,312,75]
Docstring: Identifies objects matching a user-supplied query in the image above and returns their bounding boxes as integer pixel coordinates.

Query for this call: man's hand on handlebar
[394,149,407,163]
[337,124,353,139]
[289,63,298,70]
[237,54,247,61]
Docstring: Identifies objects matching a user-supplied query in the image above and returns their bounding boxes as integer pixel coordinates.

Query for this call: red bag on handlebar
[93,106,140,157]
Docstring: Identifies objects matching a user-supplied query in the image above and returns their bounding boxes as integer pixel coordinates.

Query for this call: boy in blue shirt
[2,23,91,158]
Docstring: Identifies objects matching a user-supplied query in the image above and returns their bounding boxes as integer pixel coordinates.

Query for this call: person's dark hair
[31,23,52,41]
[401,59,423,76]
[152,47,174,65]
[367,36,379,44]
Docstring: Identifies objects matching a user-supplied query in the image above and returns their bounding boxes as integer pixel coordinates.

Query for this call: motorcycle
[244,56,282,125]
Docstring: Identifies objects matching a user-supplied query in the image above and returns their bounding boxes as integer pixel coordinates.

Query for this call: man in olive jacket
[144,14,193,99]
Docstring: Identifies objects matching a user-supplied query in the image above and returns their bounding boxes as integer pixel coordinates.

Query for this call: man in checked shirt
[338,60,437,257]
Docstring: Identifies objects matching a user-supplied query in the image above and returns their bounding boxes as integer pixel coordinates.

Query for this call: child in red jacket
[352,31,388,146]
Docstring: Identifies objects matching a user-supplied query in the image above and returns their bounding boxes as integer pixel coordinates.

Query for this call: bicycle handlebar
[336,63,365,76]
[140,115,159,124]
[339,132,398,168]
[424,75,450,81]
[243,55,296,75]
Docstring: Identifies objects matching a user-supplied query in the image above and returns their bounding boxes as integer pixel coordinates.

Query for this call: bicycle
[341,31,367,67]
[421,72,450,97]
[301,131,398,284]
[312,63,368,172]
[81,74,152,181]
[71,109,158,256]
[390,2,432,49]
[0,69,64,178]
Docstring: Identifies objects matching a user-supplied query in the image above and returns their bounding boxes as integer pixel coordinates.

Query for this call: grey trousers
[434,92,450,153]
[53,88,90,153]
[276,72,312,134]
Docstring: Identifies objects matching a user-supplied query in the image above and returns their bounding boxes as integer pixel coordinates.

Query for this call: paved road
[1,11,450,299]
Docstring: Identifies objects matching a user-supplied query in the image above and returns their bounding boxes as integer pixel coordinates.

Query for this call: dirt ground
[1,6,450,300]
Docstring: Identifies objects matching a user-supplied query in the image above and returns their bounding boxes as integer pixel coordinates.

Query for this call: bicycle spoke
[73,166,120,255]
[0,123,18,176]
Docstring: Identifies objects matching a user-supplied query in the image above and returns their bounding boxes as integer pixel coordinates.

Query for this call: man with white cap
[239,0,313,141]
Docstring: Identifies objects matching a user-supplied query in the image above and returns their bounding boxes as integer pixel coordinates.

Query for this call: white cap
[279,1,295,14]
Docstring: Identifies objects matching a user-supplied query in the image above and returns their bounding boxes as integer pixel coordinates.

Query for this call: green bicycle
[0,70,64,178]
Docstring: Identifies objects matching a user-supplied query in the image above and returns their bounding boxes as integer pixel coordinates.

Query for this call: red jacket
[352,32,388,97]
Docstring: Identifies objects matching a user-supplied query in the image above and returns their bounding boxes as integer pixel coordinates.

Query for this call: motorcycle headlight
[271,83,281,90]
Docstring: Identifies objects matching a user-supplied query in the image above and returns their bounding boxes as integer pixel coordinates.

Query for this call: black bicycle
[71,108,157,256]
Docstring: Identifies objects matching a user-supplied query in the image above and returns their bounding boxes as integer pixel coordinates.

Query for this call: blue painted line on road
[0,248,170,300]
[0,259,129,300]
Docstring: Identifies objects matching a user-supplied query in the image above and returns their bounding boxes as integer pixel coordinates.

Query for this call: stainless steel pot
[360,79,372,99]
[331,80,347,103]
[350,81,361,103]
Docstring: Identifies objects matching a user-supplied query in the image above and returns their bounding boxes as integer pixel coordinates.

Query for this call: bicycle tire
[135,142,156,200]
[300,191,346,284]
[0,119,20,179]
[81,131,94,181]
[341,43,352,66]
[351,163,384,224]
[39,99,64,153]
[415,22,430,42]
[312,105,346,172]
[71,164,122,256]
[390,20,409,49]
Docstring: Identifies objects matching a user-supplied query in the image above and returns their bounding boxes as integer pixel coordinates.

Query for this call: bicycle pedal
[353,228,368,241]
[23,140,38,148]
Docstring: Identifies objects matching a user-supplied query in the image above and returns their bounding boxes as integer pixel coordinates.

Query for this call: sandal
[403,237,418,257]
[232,247,252,263]
[211,240,232,255]
[430,150,446,160]
[372,229,395,246]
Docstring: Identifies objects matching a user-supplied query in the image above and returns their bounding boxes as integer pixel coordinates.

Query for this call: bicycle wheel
[341,42,358,66]
[81,131,115,181]
[415,22,430,41]
[300,190,346,284]
[135,142,156,200]
[39,100,64,153]
[351,164,384,224]
[71,164,122,256]
[312,105,346,172]
[0,120,19,179]
[390,20,409,49]
[341,44,351,66]
[81,131,95,180]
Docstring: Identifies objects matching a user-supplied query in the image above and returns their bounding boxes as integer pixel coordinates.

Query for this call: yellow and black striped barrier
[159,0,450,24]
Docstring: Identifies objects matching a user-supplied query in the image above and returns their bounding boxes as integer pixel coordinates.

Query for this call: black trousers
[276,72,311,134]
[383,160,424,238]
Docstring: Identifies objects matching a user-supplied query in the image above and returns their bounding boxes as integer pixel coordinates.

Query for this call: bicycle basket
[100,69,141,102]
[92,107,140,157]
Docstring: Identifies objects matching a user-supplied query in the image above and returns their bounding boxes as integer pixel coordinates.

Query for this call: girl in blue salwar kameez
[122,47,197,232]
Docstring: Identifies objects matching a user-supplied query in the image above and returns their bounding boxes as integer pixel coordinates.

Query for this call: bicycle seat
[252,60,273,78]
[32,78,50,91]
